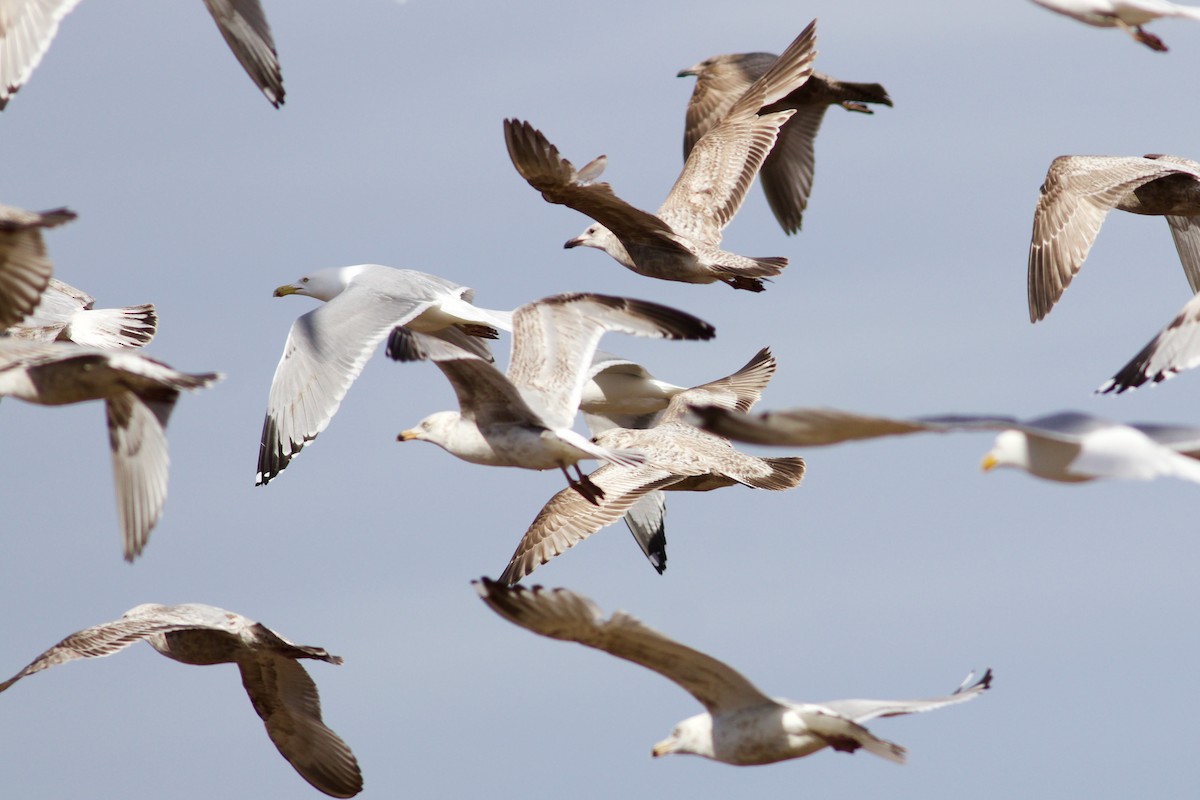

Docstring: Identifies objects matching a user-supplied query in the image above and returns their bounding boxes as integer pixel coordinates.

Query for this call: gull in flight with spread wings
[503,21,818,291]
[476,579,991,766]
[0,602,361,797]
[1028,0,1200,51]
[397,292,714,504]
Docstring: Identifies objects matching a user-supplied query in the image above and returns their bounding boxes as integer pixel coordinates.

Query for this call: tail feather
[64,305,157,348]
[743,456,806,490]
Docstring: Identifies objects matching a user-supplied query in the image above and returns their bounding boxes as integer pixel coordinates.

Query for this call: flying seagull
[257,264,512,485]
[503,21,818,291]
[0,0,285,109]
[500,347,803,584]
[0,602,362,797]
[475,579,991,765]
[1028,154,1200,323]
[1028,0,1200,51]
[678,53,891,234]
[5,277,156,348]
[0,339,221,559]
[397,292,715,504]
[689,405,1200,484]
[0,203,74,329]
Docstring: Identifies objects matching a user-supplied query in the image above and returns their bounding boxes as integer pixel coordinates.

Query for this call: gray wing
[1028,155,1199,322]
[503,118,691,256]
[257,288,435,485]
[475,580,775,714]
[497,464,679,584]
[0,606,224,693]
[0,0,82,109]
[1098,291,1200,393]
[658,23,817,244]
[235,654,362,798]
[1131,421,1200,459]
[105,390,175,561]
[686,406,980,447]
[820,669,993,724]
[621,490,668,574]
[201,0,284,107]
[757,105,826,234]
[506,293,714,430]
[1166,214,1200,293]
[0,205,74,327]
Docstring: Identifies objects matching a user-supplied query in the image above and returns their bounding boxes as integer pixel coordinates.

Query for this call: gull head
[273,264,369,302]
[397,411,461,448]
[565,223,624,259]
[981,430,1028,473]
[651,714,713,759]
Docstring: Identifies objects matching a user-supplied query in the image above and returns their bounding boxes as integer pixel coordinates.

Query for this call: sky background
[2,0,1199,797]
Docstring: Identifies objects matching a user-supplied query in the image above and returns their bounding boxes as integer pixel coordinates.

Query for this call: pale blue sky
[2,1,1199,797]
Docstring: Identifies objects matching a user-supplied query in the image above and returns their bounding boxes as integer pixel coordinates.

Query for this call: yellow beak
[397,429,419,442]
[980,453,998,472]
[273,284,300,297]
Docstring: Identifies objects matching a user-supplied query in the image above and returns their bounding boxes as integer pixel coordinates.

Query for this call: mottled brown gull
[503,21,817,291]
[679,53,891,234]
[499,347,803,584]
[475,579,992,766]
[257,264,512,486]
[0,602,361,797]
[690,406,1200,484]
[0,203,74,329]
[1028,154,1200,322]
[397,293,715,504]
[0,339,220,559]
[1029,0,1200,51]
[5,277,156,348]
[0,0,285,109]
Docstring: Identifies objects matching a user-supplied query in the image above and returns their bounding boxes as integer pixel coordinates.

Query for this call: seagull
[1028,154,1200,323]
[5,278,156,347]
[257,264,512,486]
[0,339,221,559]
[678,54,891,234]
[499,347,804,584]
[0,0,285,109]
[689,405,1200,484]
[1028,0,1200,51]
[1099,289,1200,391]
[0,203,74,329]
[474,579,992,766]
[503,20,818,291]
[397,292,715,504]
[0,602,362,798]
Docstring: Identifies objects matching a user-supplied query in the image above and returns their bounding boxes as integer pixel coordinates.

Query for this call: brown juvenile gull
[397,293,715,505]
[1028,154,1200,322]
[5,277,156,347]
[690,405,1200,484]
[0,203,74,329]
[257,264,512,486]
[678,53,891,234]
[0,0,285,110]
[499,347,803,584]
[1028,0,1200,51]
[0,603,362,797]
[503,21,817,292]
[475,579,992,765]
[0,339,221,560]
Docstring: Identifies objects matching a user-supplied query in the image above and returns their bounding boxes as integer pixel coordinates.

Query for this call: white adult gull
[1028,154,1200,323]
[503,20,817,291]
[0,0,285,109]
[257,264,512,485]
[0,602,362,798]
[0,203,74,329]
[1028,0,1200,51]
[0,339,221,559]
[689,405,1200,484]
[5,277,156,347]
[500,347,804,584]
[397,292,715,504]
[475,579,992,766]
[678,51,891,234]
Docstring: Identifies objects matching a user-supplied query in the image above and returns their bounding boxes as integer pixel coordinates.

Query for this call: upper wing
[0,0,83,109]
[659,346,774,423]
[820,669,993,723]
[105,390,174,561]
[201,0,284,107]
[257,289,434,485]
[506,293,714,430]
[1098,291,1200,393]
[236,654,362,798]
[1027,155,1197,322]
[475,579,775,714]
[757,105,826,234]
[0,205,74,327]
[1166,214,1200,293]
